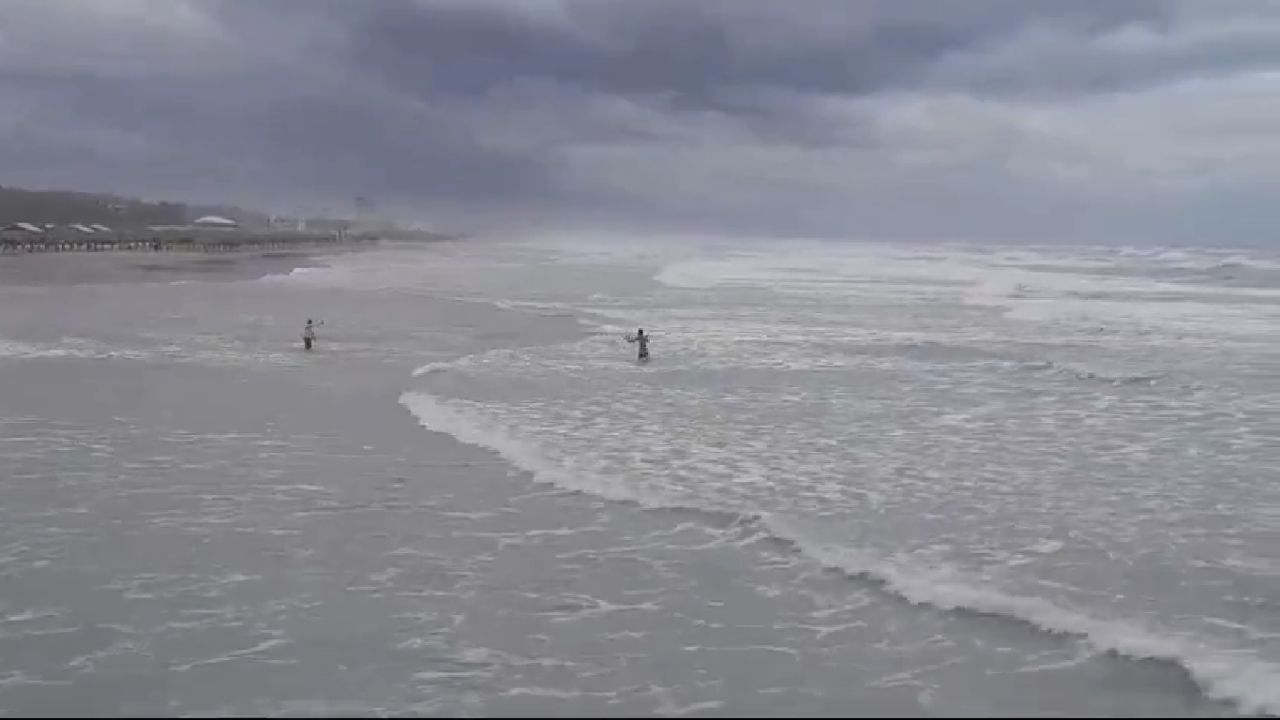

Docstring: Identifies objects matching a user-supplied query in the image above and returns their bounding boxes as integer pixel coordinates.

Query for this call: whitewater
[385,236,1280,716]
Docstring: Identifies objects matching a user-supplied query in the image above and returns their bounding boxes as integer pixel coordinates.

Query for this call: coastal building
[192,215,238,229]
[0,222,47,250]
[3,222,44,234]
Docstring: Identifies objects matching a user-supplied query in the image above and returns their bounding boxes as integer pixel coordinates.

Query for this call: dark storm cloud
[2,0,1280,241]
[342,0,1172,102]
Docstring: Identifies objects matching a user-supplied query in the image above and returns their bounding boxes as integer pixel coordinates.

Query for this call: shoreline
[0,229,379,254]
[0,243,372,287]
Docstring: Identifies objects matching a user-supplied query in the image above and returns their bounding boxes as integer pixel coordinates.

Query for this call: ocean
[0,237,1277,716]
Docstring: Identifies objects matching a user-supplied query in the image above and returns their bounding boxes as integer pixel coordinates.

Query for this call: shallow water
[0,238,1276,716]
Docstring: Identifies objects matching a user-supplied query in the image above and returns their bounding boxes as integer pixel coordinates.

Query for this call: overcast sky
[2,0,1280,243]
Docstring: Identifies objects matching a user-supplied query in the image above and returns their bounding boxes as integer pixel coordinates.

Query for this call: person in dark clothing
[626,328,650,362]
[302,319,318,350]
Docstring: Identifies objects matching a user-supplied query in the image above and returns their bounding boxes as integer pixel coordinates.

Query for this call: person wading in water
[626,328,650,362]
[302,319,321,351]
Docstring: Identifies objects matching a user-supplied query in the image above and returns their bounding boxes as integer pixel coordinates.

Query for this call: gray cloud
[2,0,1280,242]
[343,1,1174,104]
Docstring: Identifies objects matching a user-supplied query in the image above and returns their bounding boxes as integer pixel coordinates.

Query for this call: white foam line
[412,361,456,377]
[170,638,291,672]
[398,387,1280,717]
[768,521,1280,717]
[399,390,644,505]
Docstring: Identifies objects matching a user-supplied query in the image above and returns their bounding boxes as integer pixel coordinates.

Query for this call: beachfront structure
[269,215,306,231]
[1,214,379,253]
[4,222,44,234]
[1,222,47,252]
[192,215,238,229]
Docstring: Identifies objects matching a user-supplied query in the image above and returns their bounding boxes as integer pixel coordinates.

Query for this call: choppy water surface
[1,239,1277,716]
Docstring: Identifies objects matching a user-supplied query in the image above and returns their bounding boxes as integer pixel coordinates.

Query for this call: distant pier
[0,229,381,255]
